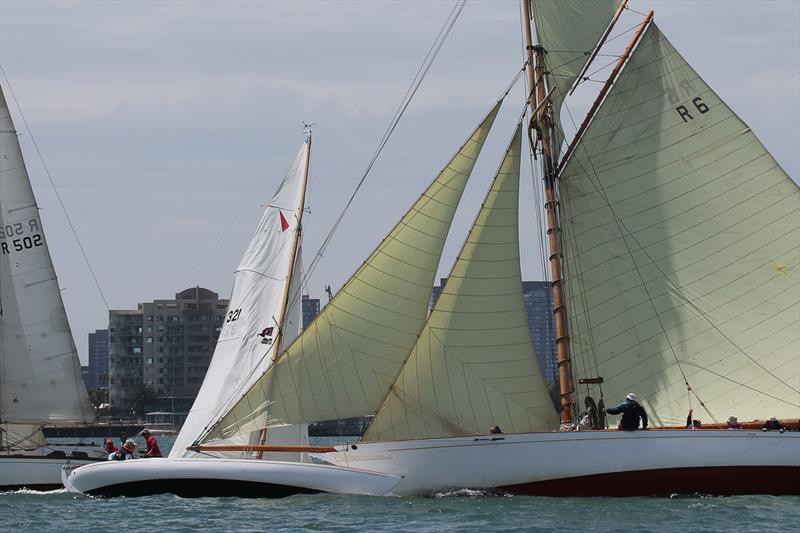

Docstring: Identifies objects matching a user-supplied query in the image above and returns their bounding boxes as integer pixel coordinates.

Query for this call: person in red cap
[141,429,162,458]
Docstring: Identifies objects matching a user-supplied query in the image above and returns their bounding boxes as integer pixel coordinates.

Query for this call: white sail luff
[0,85,95,426]
[170,140,310,457]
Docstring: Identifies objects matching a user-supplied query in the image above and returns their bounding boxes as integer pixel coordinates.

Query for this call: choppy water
[2,436,798,532]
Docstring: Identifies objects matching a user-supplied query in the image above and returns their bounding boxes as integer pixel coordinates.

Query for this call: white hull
[62,457,401,498]
[317,429,800,496]
[1,445,107,491]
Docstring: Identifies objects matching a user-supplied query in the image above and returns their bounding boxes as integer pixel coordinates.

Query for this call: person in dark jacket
[605,393,648,431]
[762,417,787,432]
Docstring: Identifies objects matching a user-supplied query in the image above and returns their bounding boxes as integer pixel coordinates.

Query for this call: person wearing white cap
[604,393,648,431]
[109,439,137,461]
[726,416,742,430]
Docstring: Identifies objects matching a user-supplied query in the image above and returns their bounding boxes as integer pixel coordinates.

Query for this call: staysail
[557,23,800,426]
[199,101,503,445]
[530,0,622,154]
[171,139,310,457]
[365,124,559,442]
[0,85,95,427]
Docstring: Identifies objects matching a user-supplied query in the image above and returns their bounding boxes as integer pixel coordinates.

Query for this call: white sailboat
[0,84,107,491]
[64,130,406,496]
[66,0,799,497]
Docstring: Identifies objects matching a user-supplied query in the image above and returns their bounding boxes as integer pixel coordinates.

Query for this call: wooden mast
[256,129,312,457]
[522,0,574,424]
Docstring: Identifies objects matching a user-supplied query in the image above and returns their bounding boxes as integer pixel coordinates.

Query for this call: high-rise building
[108,287,228,419]
[301,294,320,328]
[86,329,109,391]
[430,278,557,383]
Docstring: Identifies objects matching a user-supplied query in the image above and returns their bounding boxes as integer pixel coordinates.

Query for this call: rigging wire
[299,0,467,290]
[0,66,110,311]
[187,132,305,287]
[195,0,468,442]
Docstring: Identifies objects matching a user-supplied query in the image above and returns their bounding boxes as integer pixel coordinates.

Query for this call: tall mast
[271,128,312,361]
[257,129,312,457]
[522,0,574,424]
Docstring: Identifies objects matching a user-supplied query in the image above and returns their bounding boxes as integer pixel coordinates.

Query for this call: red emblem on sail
[279,211,290,232]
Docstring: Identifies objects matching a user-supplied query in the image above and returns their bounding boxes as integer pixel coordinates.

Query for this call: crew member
[110,439,137,461]
[141,429,162,458]
[726,416,742,429]
[762,417,788,432]
[686,409,702,429]
[604,393,648,431]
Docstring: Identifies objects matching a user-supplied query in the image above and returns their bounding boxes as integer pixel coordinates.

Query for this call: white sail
[530,0,622,154]
[365,124,559,442]
[201,101,504,444]
[0,85,95,427]
[558,24,800,426]
[171,140,310,457]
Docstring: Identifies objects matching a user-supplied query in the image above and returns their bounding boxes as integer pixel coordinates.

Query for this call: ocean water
[2,436,798,533]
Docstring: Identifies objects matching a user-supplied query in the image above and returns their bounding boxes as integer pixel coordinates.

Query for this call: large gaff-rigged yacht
[0,84,107,491]
[66,0,799,498]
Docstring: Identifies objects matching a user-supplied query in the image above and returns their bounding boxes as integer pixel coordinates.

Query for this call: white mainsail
[171,139,310,457]
[0,85,95,429]
[201,101,504,444]
[365,124,559,442]
[557,23,800,426]
[530,0,622,154]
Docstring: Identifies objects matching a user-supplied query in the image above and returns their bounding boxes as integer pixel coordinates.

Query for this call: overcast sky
[1,0,798,364]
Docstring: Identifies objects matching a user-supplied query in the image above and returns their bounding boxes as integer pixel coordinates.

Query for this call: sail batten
[558,23,800,426]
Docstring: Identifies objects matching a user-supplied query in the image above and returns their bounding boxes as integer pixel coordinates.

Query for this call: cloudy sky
[1,0,797,363]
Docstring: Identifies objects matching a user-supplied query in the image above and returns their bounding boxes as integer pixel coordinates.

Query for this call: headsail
[171,139,310,457]
[530,0,623,155]
[558,23,800,426]
[0,85,95,426]
[365,124,559,442]
[199,101,504,445]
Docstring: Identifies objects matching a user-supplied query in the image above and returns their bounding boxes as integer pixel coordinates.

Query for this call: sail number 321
[226,308,242,322]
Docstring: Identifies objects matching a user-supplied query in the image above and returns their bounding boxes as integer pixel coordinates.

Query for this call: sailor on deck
[605,393,648,431]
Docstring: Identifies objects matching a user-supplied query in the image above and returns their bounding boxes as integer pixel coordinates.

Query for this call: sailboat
[63,130,404,497]
[65,0,799,497]
[0,84,108,491]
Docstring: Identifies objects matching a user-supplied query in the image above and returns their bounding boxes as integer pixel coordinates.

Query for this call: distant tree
[130,385,156,416]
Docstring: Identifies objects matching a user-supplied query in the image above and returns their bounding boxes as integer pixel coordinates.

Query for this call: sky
[0,0,798,364]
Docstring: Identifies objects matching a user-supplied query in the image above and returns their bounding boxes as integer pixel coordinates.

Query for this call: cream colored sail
[365,124,559,442]
[558,23,800,426]
[200,101,503,444]
[0,85,95,428]
[530,0,621,154]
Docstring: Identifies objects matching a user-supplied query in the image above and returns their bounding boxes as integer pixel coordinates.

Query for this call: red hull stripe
[500,466,800,497]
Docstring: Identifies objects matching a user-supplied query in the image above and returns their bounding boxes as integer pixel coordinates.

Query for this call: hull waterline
[62,457,401,498]
[317,429,800,497]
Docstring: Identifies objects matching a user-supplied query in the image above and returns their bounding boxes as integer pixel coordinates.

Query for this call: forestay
[530,0,622,155]
[558,24,800,426]
[201,101,504,444]
[0,86,94,427]
[365,124,559,442]
[171,140,309,457]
